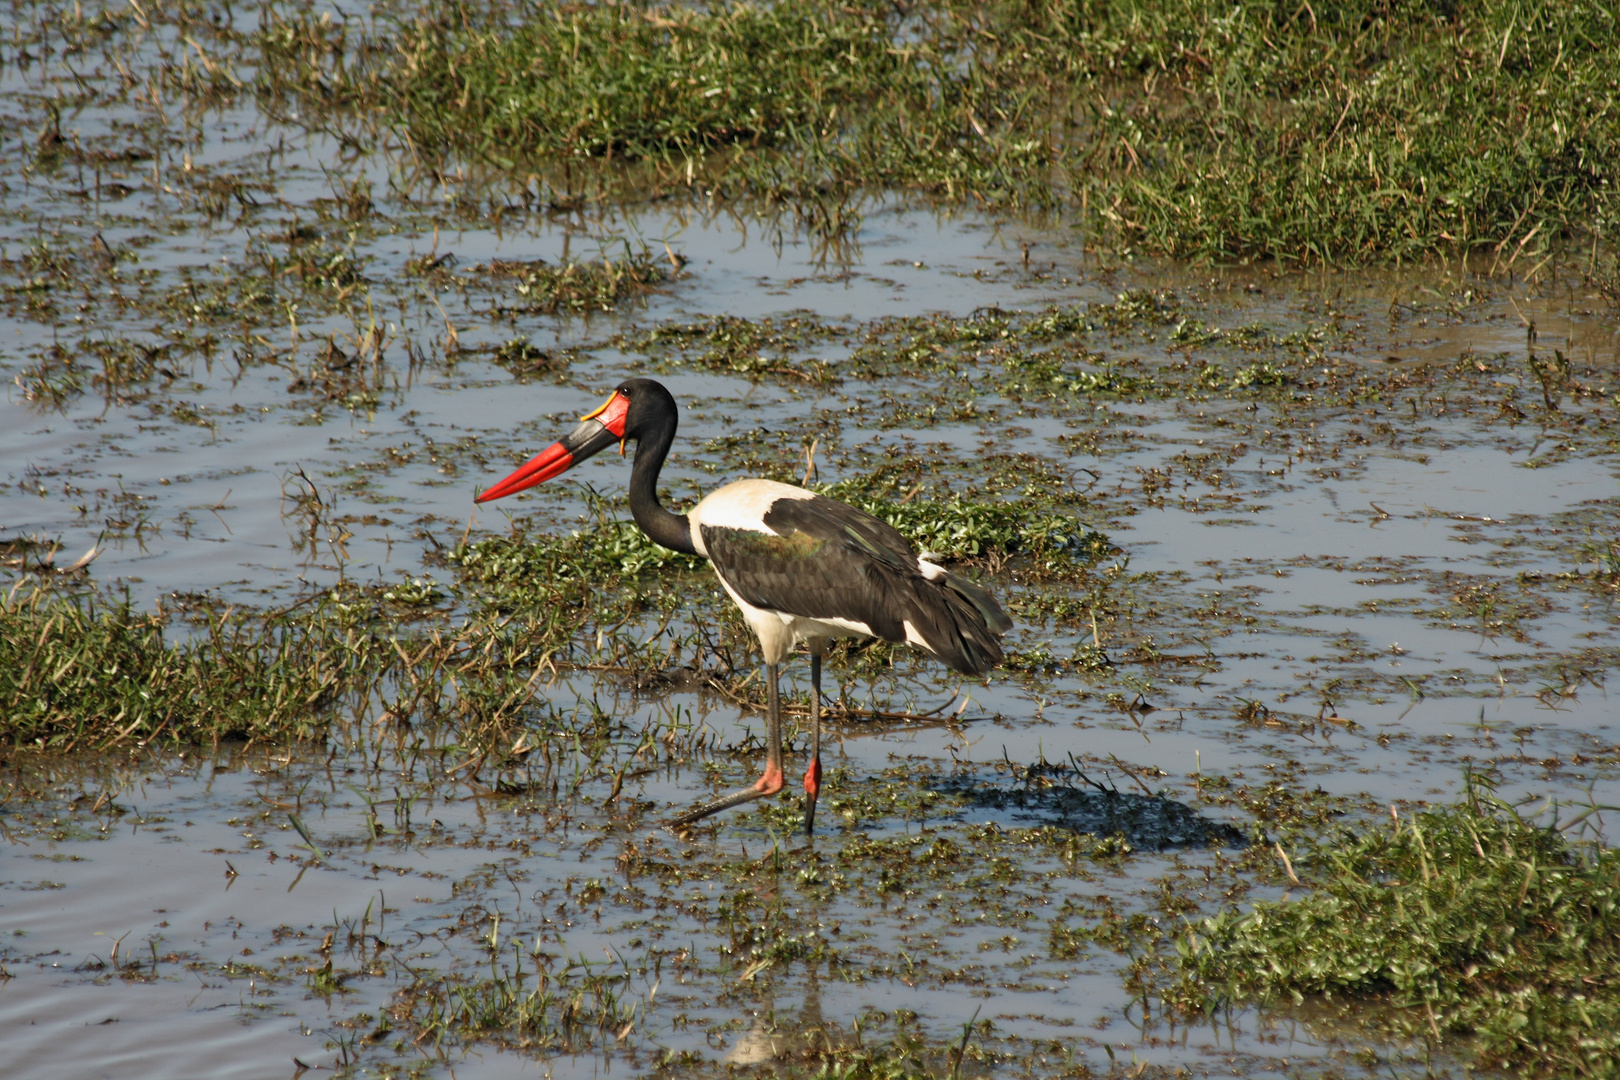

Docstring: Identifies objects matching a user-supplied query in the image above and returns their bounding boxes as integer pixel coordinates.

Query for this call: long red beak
[475,440,576,503]
[475,389,631,504]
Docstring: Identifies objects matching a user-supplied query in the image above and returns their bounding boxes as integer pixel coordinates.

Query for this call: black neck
[628,410,696,555]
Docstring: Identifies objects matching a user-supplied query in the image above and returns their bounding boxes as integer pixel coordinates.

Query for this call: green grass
[367,4,900,168]
[448,516,706,615]
[405,942,643,1053]
[0,583,345,749]
[1167,774,1620,1077]
[1037,0,1620,264]
[257,0,1620,263]
[630,314,841,384]
[0,485,1084,748]
[0,570,604,751]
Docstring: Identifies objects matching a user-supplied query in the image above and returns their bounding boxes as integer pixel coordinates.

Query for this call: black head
[474,377,678,503]
[607,377,679,442]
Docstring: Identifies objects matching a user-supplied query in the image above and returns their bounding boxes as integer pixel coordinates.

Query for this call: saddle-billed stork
[475,378,1011,834]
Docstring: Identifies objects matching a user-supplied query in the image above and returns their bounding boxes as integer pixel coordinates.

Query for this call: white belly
[712,573,874,664]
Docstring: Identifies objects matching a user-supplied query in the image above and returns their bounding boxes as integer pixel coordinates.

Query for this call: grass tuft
[450,517,705,610]
[473,245,675,314]
[405,945,642,1052]
[1168,773,1620,1077]
[0,583,340,749]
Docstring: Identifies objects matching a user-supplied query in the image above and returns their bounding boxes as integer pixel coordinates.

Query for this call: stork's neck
[628,413,697,555]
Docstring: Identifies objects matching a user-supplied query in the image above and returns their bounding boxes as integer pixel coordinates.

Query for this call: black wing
[701,494,1008,674]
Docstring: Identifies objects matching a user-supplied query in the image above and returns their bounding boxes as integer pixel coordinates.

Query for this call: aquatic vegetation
[813,478,1109,565]
[1168,775,1620,1077]
[0,479,1092,749]
[0,568,655,752]
[403,944,646,1053]
[449,518,706,614]
[257,0,1620,263]
[630,314,840,383]
[0,582,342,748]
[473,245,675,315]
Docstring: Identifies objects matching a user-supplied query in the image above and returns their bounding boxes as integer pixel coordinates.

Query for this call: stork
[475,378,1011,834]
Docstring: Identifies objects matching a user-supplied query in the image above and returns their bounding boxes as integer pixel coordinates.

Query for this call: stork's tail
[908,571,1011,675]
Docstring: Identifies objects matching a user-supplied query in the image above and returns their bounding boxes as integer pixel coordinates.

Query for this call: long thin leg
[758,660,785,794]
[666,661,785,830]
[803,641,823,836]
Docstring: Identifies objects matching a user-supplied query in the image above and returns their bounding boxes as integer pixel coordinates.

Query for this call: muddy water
[4,8,1620,1080]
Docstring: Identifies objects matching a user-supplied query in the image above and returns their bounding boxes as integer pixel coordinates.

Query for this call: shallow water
[3,7,1620,1079]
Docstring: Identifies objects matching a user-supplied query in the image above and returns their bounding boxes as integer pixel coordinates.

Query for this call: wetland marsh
[3,2,1620,1078]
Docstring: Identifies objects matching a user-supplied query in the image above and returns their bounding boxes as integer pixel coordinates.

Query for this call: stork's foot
[665,786,768,831]
[666,766,785,831]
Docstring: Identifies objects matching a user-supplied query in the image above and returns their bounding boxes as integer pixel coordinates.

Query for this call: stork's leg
[666,661,785,830]
[803,641,824,836]
[756,660,786,794]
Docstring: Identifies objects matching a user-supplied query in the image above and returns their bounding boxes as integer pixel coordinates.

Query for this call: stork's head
[475,378,675,502]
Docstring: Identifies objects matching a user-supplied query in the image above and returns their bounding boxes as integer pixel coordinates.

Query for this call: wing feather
[701,494,1009,674]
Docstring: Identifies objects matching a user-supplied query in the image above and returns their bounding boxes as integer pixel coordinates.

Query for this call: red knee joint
[803,758,822,797]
